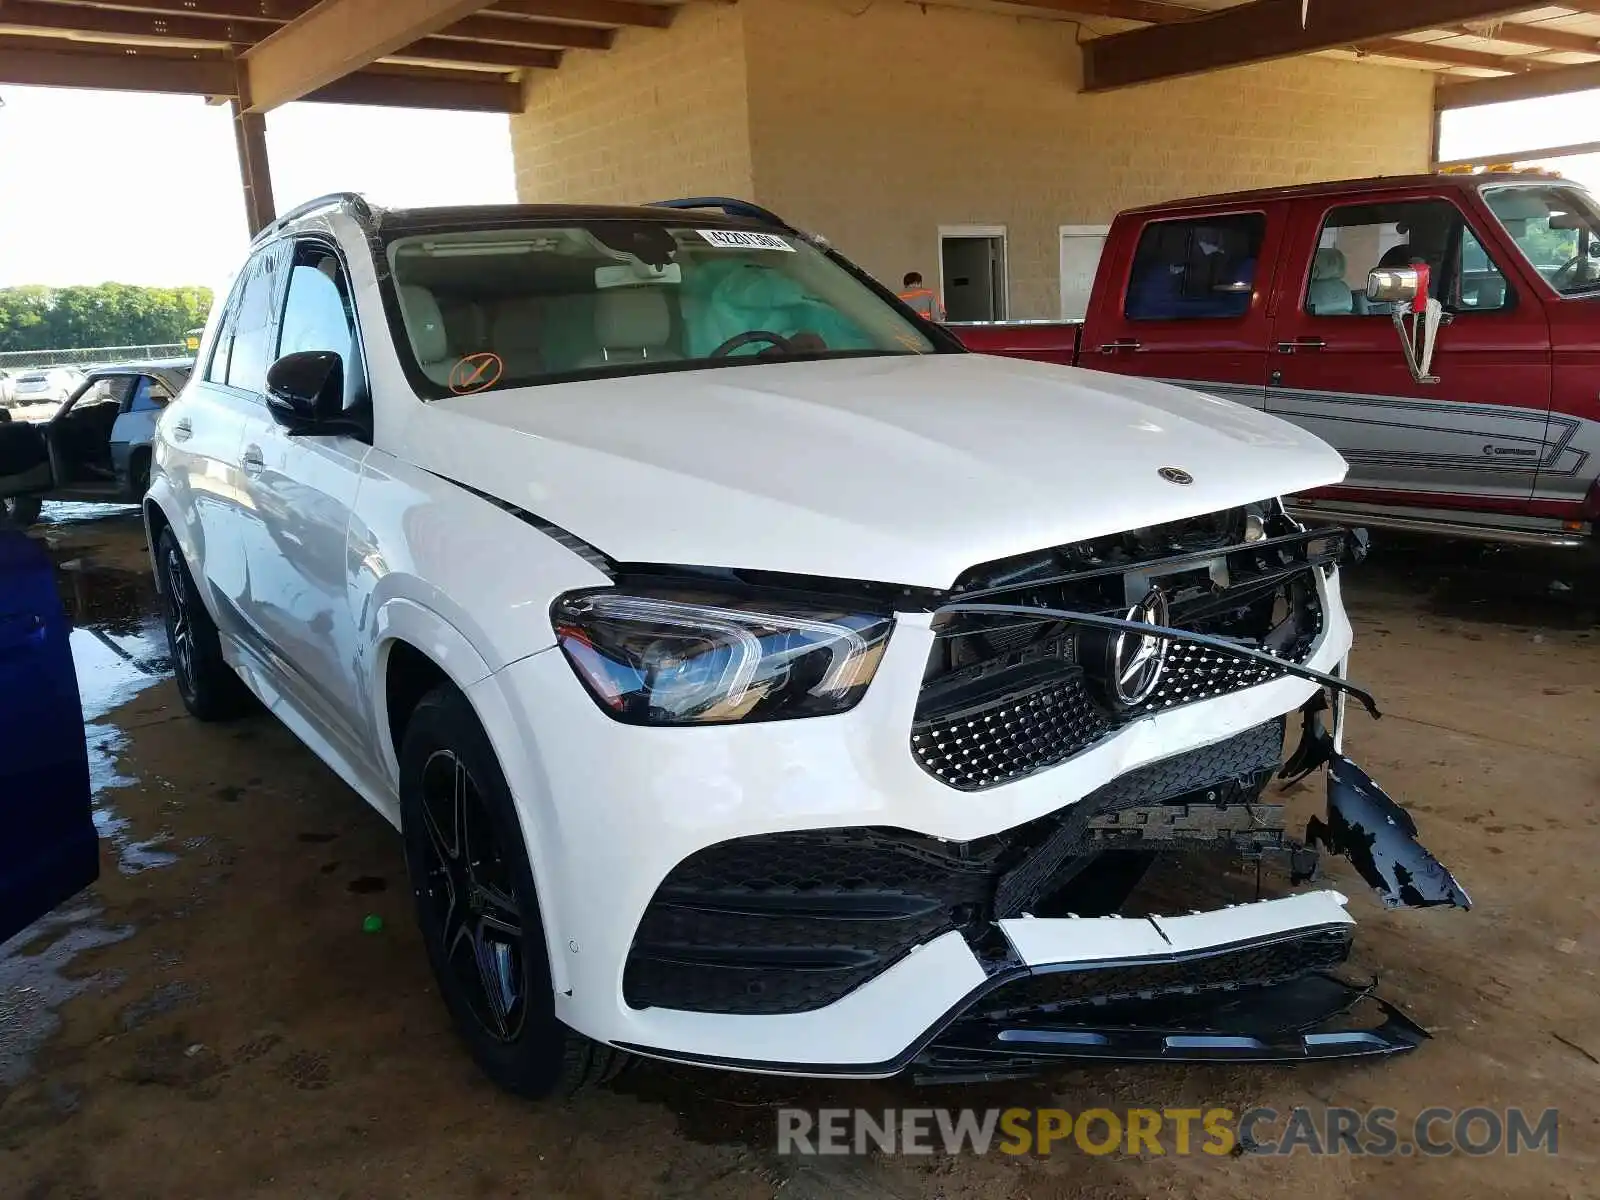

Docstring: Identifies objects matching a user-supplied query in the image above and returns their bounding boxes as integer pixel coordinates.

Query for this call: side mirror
[265,351,342,430]
[1366,267,1420,306]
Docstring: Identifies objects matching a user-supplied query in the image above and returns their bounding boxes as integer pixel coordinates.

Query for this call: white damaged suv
[147,194,1467,1097]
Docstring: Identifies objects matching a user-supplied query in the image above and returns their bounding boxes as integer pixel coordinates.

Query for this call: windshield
[383,222,937,397]
[1482,183,1600,296]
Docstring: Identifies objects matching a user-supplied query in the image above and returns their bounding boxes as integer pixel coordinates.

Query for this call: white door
[237,242,372,756]
[1059,225,1108,320]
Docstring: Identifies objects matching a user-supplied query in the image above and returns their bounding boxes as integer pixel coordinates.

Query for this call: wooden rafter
[1448,21,1600,55]
[1437,56,1600,106]
[1082,0,1546,90]
[0,30,525,109]
[1358,36,1537,71]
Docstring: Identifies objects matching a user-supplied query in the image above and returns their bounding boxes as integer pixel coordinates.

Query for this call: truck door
[1083,204,1287,410]
[1267,193,1552,509]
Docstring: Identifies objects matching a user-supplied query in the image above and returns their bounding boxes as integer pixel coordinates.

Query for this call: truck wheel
[155,527,254,721]
[1,495,42,527]
[399,684,628,1099]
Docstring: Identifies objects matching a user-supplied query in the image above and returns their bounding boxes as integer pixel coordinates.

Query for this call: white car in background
[145,193,1467,1099]
[12,367,85,407]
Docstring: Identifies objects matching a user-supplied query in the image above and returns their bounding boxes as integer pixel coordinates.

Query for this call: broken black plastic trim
[912,974,1428,1080]
[1279,691,1335,787]
[938,602,1381,718]
[1310,755,1471,910]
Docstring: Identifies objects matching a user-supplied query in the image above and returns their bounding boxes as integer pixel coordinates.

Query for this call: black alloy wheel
[154,526,253,721]
[417,747,529,1043]
[399,685,627,1098]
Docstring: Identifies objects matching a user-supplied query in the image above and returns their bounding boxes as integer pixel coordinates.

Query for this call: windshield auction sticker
[695,229,796,252]
[449,352,504,394]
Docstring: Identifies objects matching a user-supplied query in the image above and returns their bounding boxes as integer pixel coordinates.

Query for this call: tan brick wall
[743,0,1435,318]
[509,0,1435,318]
[511,1,754,203]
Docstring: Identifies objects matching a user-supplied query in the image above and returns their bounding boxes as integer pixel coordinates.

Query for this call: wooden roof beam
[240,0,501,111]
[1083,0,1543,91]
[0,0,272,44]
[435,12,612,47]
[1448,21,1600,54]
[1438,57,1600,106]
[487,0,675,27]
[1358,36,1538,71]
[388,36,560,68]
[0,35,233,91]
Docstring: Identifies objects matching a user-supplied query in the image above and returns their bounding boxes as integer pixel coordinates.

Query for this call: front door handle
[241,446,265,477]
[170,419,193,442]
[1276,337,1327,353]
[1097,339,1142,354]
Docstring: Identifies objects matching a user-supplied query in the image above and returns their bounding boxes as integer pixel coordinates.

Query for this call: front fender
[369,607,574,999]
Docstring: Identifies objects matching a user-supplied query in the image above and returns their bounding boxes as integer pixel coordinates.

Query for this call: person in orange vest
[898,272,945,322]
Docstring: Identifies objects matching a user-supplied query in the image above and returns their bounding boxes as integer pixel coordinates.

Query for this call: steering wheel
[1551,252,1596,289]
[709,330,796,358]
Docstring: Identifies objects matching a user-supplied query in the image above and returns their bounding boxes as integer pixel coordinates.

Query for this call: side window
[278,247,355,365]
[1310,199,1511,317]
[1124,214,1265,321]
[128,375,174,413]
[204,271,246,385]
[226,244,286,393]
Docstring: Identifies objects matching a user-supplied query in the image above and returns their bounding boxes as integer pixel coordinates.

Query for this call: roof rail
[645,196,796,231]
[252,192,373,245]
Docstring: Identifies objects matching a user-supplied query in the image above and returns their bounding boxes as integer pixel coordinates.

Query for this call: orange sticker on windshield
[449,352,504,394]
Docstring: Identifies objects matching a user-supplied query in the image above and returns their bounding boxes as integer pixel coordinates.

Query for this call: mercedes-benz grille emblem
[1159,466,1194,485]
[1109,588,1170,708]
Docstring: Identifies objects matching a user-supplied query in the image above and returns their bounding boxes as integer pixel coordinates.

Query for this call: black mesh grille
[623,829,994,1015]
[914,514,1330,792]
[1135,642,1285,715]
[910,674,1113,792]
[970,927,1352,1019]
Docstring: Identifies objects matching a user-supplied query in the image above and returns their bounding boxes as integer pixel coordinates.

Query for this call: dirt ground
[2,505,1597,1200]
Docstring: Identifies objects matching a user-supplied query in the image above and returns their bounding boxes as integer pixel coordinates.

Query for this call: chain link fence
[0,344,190,371]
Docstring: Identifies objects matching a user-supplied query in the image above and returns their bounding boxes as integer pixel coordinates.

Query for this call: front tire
[155,526,253,721]
[399,685,626,1099]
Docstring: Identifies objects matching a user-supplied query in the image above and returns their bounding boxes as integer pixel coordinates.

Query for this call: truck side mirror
[1365,267,1420,306]
[1367,267,1441,386]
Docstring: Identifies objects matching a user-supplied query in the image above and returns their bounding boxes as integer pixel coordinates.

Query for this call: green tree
[0,283,213,352]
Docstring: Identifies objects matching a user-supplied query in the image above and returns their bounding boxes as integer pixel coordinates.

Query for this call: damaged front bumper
[1284,693,1472,911]
[615,707,1468,1081]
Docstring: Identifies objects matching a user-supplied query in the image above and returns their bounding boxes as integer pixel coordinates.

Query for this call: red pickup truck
[957,172,1600,549]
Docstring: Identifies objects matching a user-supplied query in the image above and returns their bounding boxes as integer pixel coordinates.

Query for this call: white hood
[412,354,1347,590]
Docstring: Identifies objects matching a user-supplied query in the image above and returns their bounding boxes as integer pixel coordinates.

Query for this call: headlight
[552,590,895,726]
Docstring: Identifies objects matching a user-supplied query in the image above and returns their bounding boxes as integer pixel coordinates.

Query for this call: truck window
[1309,199,1510,317]
[1124,214,1264,321]
[1483,183,1600,296]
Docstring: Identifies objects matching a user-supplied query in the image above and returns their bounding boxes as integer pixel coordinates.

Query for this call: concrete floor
[1,505,1597,1199]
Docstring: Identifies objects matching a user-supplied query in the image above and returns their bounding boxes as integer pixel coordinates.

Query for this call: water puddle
[0,528,176,1092]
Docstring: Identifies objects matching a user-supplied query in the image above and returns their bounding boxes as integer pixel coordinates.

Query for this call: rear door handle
[241,446,265,477]
[1097,339,1142,354]
[170,419,193,442]
[1276,337,1327,353]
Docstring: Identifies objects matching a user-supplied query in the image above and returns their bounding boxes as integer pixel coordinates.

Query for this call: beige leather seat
[576,289,680,369]
[398,285,456,386]
[490,297,547,379]
[1306,247,1354,316]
